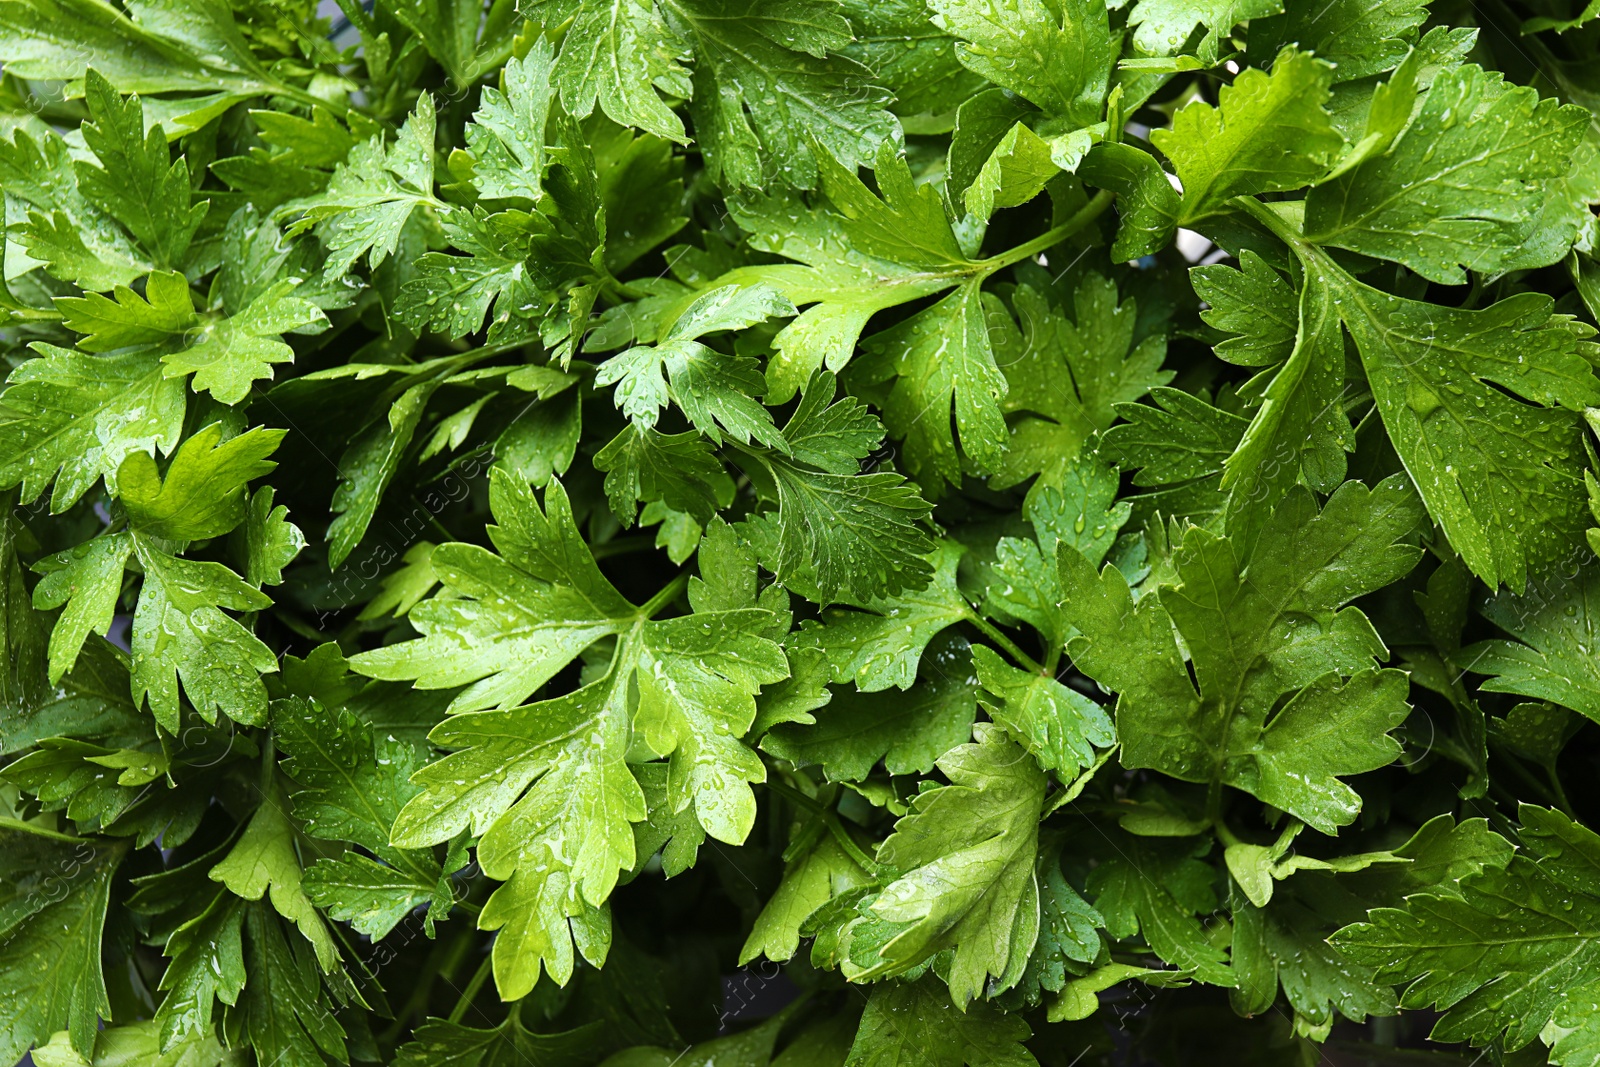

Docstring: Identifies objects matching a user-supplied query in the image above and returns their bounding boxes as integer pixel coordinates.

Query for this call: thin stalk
[764,779,879,873]
[638,571,690,619]
[1548,765,1576,818]
[964,609,1044,675]
[1230,195,1307,250]
[592,534,659,560]
[979,189,1115,274]
[1492,747,1566,813]
[1212,817,1244,849]
[447,953,494,1024]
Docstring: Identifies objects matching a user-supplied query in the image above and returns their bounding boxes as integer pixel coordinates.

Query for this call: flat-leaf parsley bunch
[4,0,1600,1063]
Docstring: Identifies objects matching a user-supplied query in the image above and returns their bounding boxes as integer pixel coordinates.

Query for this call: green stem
[1043,644,1063,677]
[826,813,878,873]
[273,79,353,119]
[1212,817,1244,849]
[763,778,825,813]
[1204,777,1225,835]
[979,189,1115,274]
[1492,747,1565,812]
[764,780,879,873]
[638,571,690,619]
[5,306,63,322]
[964,609,1044,675]
[1230,195,1307,250]
[447,953,494,1024]
[1548,765,1576,818]
[592,534,659,560]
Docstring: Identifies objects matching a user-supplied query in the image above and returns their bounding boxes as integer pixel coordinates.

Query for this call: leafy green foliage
[3,1,1600,1064]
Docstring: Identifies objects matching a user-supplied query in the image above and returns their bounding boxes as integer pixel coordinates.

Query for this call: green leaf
[521,0,689,143]
[664,0,897,190]
[992,277,1171,491]
[0,347,186,512]
[963,123,1061,223]
[0,0,271,95]
[1085,831,1234,985]
[301,852,449,941]
[1251,0,1427,82]
[1151,49,1342,224]
[208,781,340,971]
[1059,478,1423,833]
[1461,560,1600,722]
[986,454,1132,647]
[326,376,441,569]
[1304,64,1588,284]
[355,476,787,997]
[1102,386,1248,487]
[1190,250,1298,367]
[32,535,135,686]
[76,70,208,269]
[56,269,197,351]
[854,279,1006,492]
[349,472,636,713]
[844,976,1038,1067]
[741,375,937,603]
[394,1014,596,1067]
[1333,805,1600,1054]
[226,903,346,1067]
[844,725,1047,1006]
[973,646,1114,779]
[929,0,1113,127]
[595,423,733,526]
[1230,889,1396,1039]
[725,142,982,402]
[595,283,793,448]
[239,486,305,588]
[1006,842,1102,1005]
[30,1020,233,1067]
[282,94,440,276]
[0,821,125,1066]
[1127,0,1283,61]
[798,541,968,692]
[129,536,276,731]
[1078,141,1182,260]
[161,280,326,404]
[118,423,284,541]
[763,633,980,781]
[1325,264,1600,589]
[839,0,986,118]
[127,849,248,1050]
[1219,268,1351,525]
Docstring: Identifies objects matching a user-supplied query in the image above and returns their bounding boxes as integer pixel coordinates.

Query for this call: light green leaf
[973,645,1114,779]
[847,725,1046,1007]
[208,783,339,971]
[118,423,283,542]
[857,278,1007,493]
[1151,49,1342,223]
[281,94,440,277]
[76,70,208,269]
[0,347,186,512]
[724,142,982,402]
[161,280,325,404]
[930,0,1112,126]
